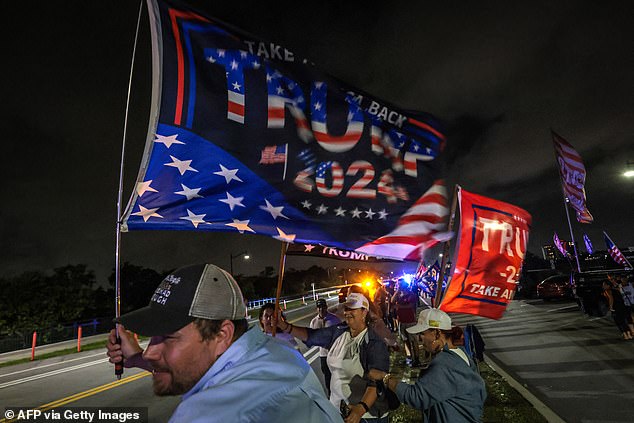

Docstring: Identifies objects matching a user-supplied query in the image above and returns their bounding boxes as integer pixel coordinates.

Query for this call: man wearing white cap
[276,292,391,422]
[367,308,486,423]
[106,263,341,423]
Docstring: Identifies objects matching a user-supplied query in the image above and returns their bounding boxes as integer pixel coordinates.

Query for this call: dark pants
[320,356,332,396]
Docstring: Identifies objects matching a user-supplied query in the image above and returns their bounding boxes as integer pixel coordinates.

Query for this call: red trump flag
[440,188,532,319]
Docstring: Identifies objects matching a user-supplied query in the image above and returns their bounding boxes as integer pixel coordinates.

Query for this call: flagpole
[114,0,144,380]
[272,242,289,336]
[562,197,582,273]
[434,184,459,308]
[282,143,288,181]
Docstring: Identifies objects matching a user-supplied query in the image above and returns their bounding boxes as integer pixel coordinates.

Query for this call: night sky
[3,1,633,283]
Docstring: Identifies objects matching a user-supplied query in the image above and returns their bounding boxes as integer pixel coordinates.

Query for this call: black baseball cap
[316,298,328,308]
[118,264,246,336]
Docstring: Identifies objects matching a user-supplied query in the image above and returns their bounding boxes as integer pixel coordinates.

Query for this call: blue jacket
[395,346,486,423]
[170,326,342,422]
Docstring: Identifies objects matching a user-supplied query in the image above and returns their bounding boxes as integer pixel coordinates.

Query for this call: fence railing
[246,288,339,311]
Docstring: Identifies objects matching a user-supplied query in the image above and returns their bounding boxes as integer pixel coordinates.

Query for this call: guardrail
[246,289,339,311]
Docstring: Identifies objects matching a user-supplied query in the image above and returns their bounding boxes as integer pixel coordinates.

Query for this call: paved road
[452,298,634,423]
[5,298,630,423]
[0,300,333,423]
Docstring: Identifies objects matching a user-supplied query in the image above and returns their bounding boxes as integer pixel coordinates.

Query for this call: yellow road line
[0,372,150,422]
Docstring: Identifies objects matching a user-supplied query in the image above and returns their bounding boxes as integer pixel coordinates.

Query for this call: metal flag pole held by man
[113,0,144,380]
[271,242,289,337]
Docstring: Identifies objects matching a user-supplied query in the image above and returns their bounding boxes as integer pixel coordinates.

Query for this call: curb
[484,354,566,423]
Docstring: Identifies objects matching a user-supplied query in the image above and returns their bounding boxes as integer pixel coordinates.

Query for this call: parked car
[537,274,573,300]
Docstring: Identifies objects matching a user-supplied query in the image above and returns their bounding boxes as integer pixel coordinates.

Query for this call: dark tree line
[0,262,338,336]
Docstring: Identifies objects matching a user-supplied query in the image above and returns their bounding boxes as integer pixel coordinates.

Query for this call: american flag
[418,260,444,297]
[259,145,287,164]
[604,231,632,268]
[552,131,593,223]
[553,232,569,257]
[356,180,453,260]
[583,233,594,254]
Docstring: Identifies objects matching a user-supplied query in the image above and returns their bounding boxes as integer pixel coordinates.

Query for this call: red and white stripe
[267,96,313,142]
[357,180,452,260]
[404,151,434,177]
[346,161,376,199]
[316,162,344,197]
[293,169,315,192]
[312,121,363,153]
[227,90,245,123]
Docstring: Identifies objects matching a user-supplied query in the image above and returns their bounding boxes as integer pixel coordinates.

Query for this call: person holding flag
[367,308,486,423]
[105,263,341,423]
[275,293,391,422]
[602,277,634,340]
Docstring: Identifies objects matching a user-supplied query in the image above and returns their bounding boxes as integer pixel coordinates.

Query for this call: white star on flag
[334,206,346,217]
[226,219,255,234]
[132,205,163,222]
[304,244,316,252]
[274,228,296,243]
[175,184,203,201]
[232,81,241,91]
[317,204,328,215]
[351,208,362,218]
[165,155,198,175]
[180,209,206,228]
[301,200,312,209]
[213,164,243,184]
[136,180,158,196]
[260,199,289,220]
[219,192,245,211]
[364,208,376,219]
[154,134,185,148]
[378,209,388,220]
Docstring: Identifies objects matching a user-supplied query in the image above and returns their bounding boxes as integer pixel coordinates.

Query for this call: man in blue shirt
[106,263,341,423]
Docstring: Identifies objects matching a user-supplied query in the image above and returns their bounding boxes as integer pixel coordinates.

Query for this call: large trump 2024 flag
[122,0,448,261]
[440,188,532,319]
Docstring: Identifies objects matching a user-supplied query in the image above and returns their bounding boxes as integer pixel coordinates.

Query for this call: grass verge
[0,340,110,368]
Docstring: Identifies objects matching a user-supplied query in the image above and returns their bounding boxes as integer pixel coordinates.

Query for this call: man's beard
[152,367,206,396]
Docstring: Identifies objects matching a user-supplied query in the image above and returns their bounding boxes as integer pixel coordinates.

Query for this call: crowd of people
[106,263,487,422]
